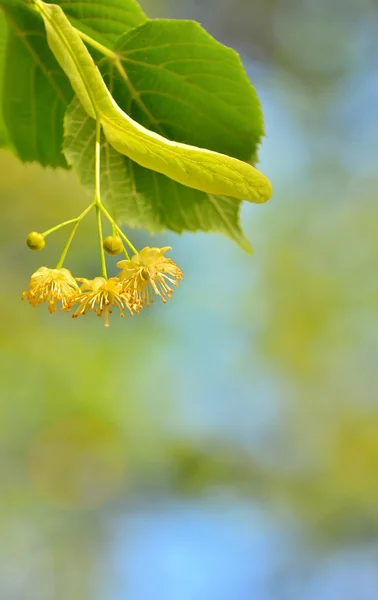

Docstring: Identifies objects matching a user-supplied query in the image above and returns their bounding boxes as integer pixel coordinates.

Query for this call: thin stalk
[75,28,128,92]
[96,205,107,277]
[98,203,138,255]
[95,120,108,279]
[74,28,136,259]
[76,29,116,61]
[55,203,95,269]
[55,221,81,269]
[111,221,128,257]
[43,218,79,237]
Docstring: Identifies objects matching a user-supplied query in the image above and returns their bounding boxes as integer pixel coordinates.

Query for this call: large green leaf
[0,0,146,166]
[65,99,252,251]
[37,2,271,203]
[61,15,270,248]
[2,3,72,166]
[112,19,263,163]
[0,0,271,248]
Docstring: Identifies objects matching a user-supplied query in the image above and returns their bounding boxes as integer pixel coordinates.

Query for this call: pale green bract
[36,0,272,204]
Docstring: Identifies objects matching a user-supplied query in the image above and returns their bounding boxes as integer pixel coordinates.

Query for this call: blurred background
[1,0,378,598]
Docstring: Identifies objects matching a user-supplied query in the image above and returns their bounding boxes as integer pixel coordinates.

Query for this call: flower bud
[26,231,45,251]
[103,235,123,256]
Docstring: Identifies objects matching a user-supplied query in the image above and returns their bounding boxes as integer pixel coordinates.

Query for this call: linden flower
[71,276,137,327]
[22,266,79,313]
[117,246,183,306]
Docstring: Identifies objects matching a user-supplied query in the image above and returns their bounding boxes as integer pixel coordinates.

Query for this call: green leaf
[1,0,271,248]
[2,3,72,166]
[37,2,271,203]
[61,16,271,248]
[0,0,146,166]
[65,99,252,251]
[46,0,147,47]
[113,19,264,163]
[0,10,10,148]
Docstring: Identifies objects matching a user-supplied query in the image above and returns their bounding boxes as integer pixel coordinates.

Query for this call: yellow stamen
[22,267,79,314]
[117,246,183,307]
[71,276,138,326]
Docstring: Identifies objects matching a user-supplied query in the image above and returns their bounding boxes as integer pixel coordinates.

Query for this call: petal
[116,260,129,269]
[159,246,172,255]
[92,277,107,291]
[76,277,92,291]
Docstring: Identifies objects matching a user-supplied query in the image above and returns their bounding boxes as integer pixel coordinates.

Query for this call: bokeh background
[1,0,378,598]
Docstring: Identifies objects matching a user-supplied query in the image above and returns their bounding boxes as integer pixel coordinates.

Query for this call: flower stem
[98,203,137,255]
[55,203,95,269]
[55,221,81,269]
[95,120,108,279]
[76,29,116,61]
[75,28,127,87]
[52,24,137,261]
[75,28,128,95]
[42,217,79,237]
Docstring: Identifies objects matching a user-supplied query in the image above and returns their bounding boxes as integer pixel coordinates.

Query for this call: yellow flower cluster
[22,247,183,327]
[117,246,182,306]
[21,266,79,314]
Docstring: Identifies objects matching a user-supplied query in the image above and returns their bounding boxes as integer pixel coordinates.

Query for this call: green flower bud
[26,231,45,251]
[103,235,123,256]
